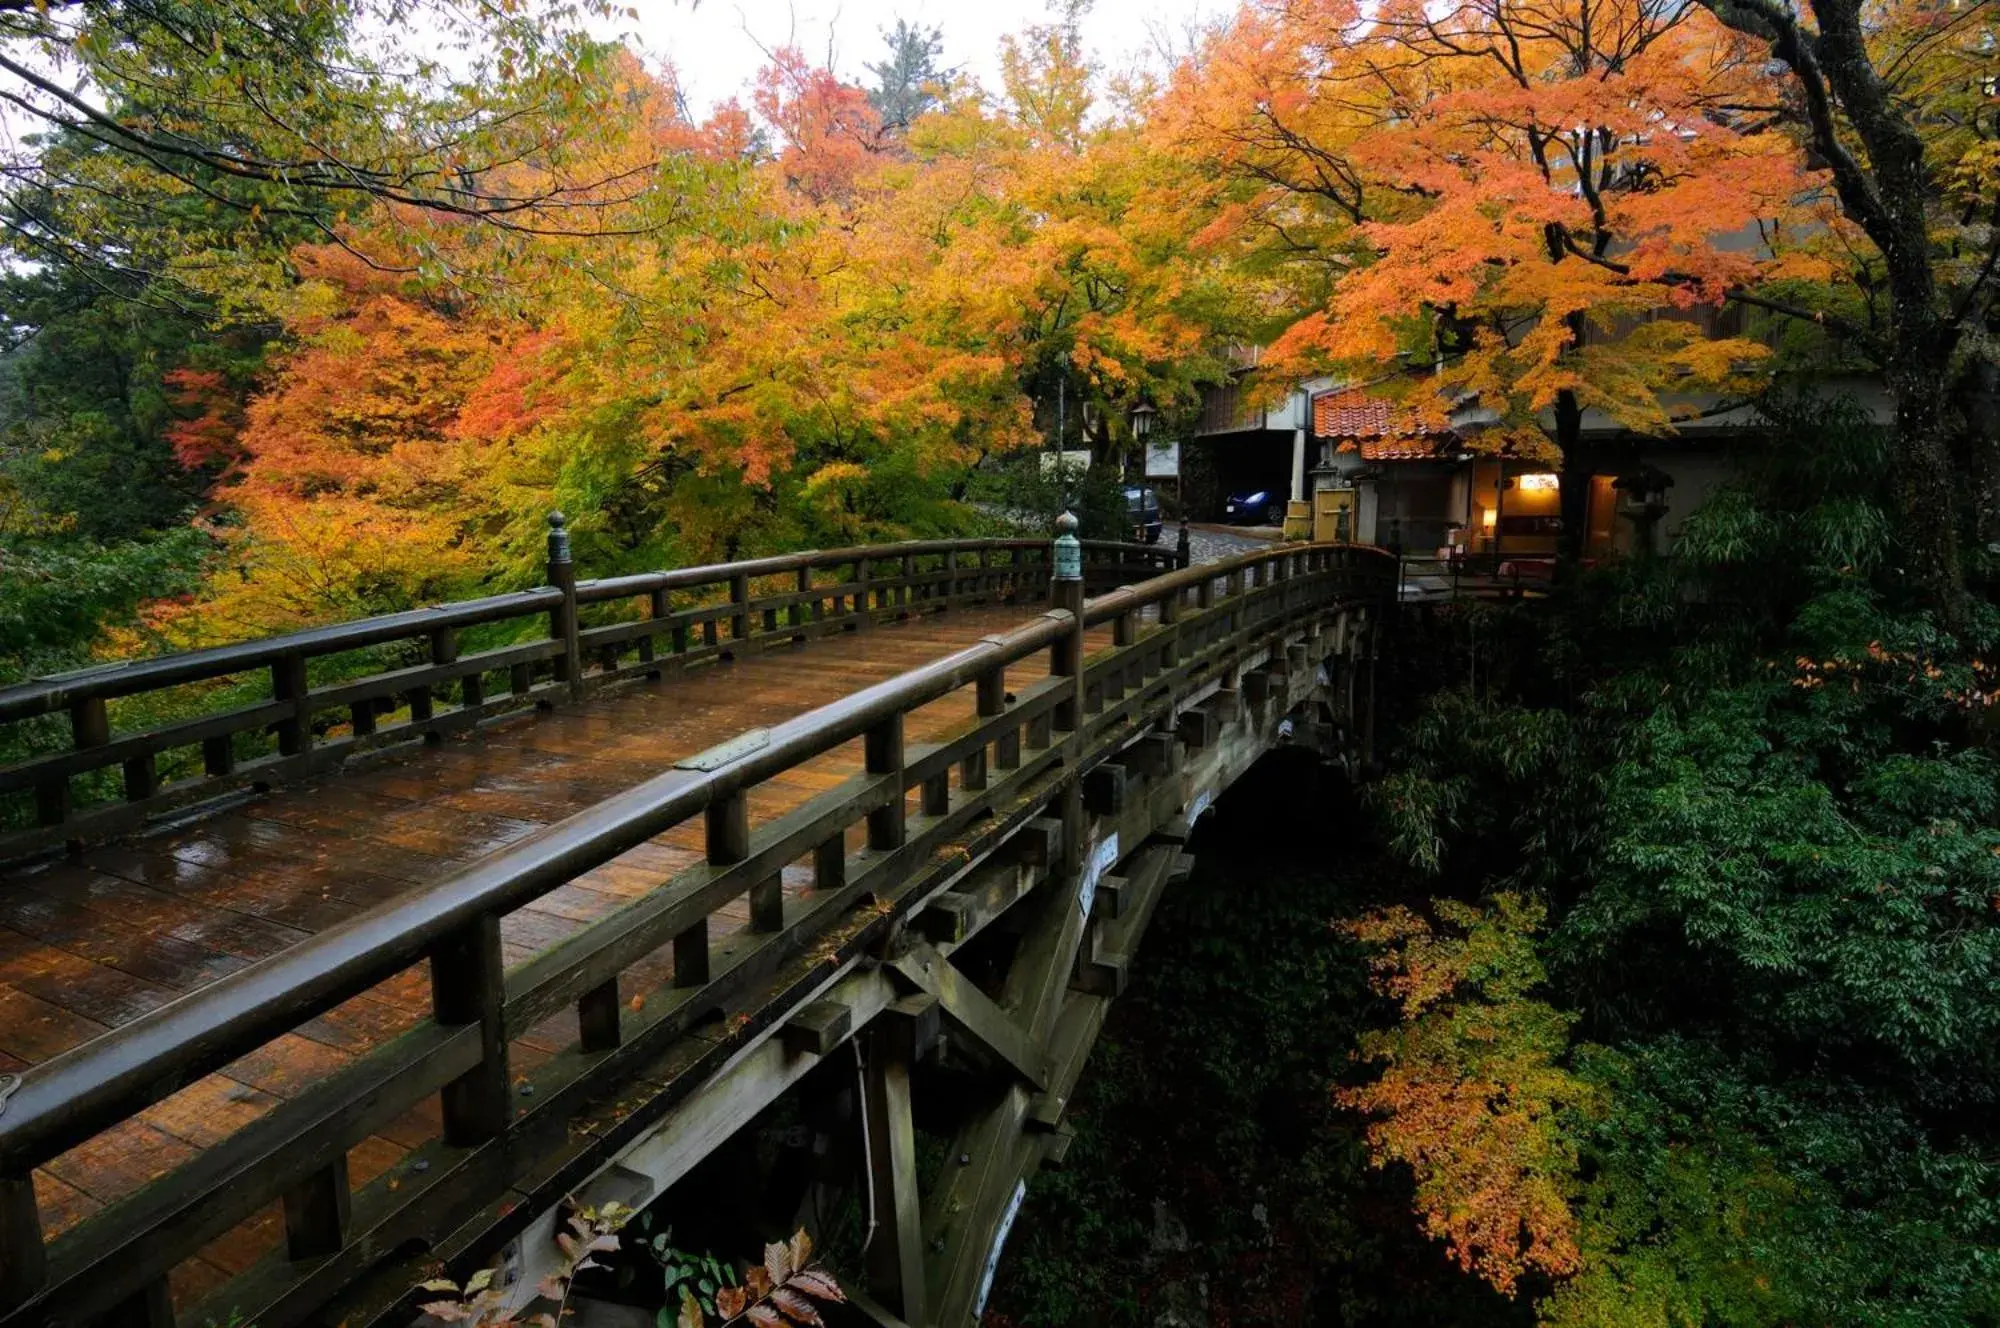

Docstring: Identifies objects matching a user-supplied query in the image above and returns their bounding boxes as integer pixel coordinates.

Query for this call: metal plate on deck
[674,728,770,772]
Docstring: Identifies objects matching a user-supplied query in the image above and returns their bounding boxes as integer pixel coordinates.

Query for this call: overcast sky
[619,0,1238,113]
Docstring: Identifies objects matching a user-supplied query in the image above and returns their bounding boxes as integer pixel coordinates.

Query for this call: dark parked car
[1223,488,1285,526]
[1124,485,1163,544]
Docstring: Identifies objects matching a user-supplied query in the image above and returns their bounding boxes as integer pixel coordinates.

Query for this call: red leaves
[162,367,250,474]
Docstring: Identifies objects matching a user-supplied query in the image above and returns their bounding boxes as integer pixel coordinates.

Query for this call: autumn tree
[1163,0,1824,557]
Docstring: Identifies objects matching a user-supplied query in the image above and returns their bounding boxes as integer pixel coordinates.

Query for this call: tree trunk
[1888,336,1966,630]
[1554,388,1589,569]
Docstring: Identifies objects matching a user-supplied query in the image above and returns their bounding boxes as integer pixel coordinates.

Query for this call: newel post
[1050,511,1085,733]
[1175,519,1191,570]
[0,1170,46,1312]
[548,511,584,702]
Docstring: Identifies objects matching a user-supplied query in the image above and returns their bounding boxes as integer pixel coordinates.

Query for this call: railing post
[418,626,456,741]
[0,1173,45,1311]
[548,511,583,702]
[645,587,670,678]
[1110,610,1136,700]
[282,1152,352,1259]
[855,558,874,630]
[710,787,780,933]
[814,835,847,890]
[1049,512,1085,733]
[964,666,1004,790]
[39,696,108,826]
[866,713,907,850]
[730,571,751,643]
[579,973,622,1053]
[432,913,509,1145]
[272,652,310,759]
[1176,519,1191,569]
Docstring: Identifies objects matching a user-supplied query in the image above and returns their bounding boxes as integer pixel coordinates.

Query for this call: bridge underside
[380,599,1378,1328]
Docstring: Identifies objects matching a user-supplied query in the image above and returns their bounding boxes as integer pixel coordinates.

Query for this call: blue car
[1222,489,1285,526]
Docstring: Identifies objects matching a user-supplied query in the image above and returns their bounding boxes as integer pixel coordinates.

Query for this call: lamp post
[1129,402,1156,445]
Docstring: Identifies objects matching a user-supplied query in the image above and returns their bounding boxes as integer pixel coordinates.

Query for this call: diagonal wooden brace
[892,942,1047,1088]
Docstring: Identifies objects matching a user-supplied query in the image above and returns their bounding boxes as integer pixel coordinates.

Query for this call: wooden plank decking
[0,603,1103,1308]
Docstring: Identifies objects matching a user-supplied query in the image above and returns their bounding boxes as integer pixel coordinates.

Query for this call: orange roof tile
[1314,388,1455,462]
[1315,391,1400,439]
[1358,437,1446,461]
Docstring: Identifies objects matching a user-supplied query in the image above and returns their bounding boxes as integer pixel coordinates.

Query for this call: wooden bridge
[0,521,1394,1328]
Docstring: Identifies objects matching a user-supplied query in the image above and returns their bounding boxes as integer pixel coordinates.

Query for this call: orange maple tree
[1339,894,1601,1296]
[1161,0,1827,542]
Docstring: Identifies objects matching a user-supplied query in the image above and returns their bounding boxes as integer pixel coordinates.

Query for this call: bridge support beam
[864,1002,932,1327]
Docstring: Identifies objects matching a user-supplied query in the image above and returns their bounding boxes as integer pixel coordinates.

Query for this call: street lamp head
[1129,402,1157,439]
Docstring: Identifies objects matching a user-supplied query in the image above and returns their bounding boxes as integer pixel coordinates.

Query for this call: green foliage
[1548,1041,2000,1328]
[1355,391,2000,1324]
[0,1,644,305]
[638,1215,742,1322]
[0,270,268,540]
[866,20,951,133]
[961,452,1133,542]
[0,529,207,677]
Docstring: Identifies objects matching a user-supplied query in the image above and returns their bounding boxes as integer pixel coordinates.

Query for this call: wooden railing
[0,537,1391,1328]
[0,518,1179,862]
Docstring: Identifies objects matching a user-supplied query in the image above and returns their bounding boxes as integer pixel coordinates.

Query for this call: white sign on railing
[1078,832,1120,917]
[974,1179,1029,1319]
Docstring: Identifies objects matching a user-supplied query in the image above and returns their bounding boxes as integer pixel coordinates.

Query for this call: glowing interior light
[1482,507,1498,528]
[1518,472,1560,491]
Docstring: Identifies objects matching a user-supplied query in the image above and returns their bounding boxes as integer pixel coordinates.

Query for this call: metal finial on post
[1051,509,1082,584]
[546,510,572,566]
[1175,519,1191,569]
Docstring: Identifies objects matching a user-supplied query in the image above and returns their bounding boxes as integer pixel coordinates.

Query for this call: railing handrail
[0,588,569,722]
[0,536,1162,722]
[0,539,1388,1173]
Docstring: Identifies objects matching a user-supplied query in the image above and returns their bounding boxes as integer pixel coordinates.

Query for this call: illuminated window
[1517,472,1560,492]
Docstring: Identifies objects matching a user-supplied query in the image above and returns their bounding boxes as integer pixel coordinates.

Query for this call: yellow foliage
[1340,895,1601,1297]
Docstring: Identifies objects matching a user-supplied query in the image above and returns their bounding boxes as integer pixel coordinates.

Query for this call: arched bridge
[0,524,1395,1328]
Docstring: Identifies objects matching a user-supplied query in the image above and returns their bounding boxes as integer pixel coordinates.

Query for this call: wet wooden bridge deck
[0,600,1114,1305]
